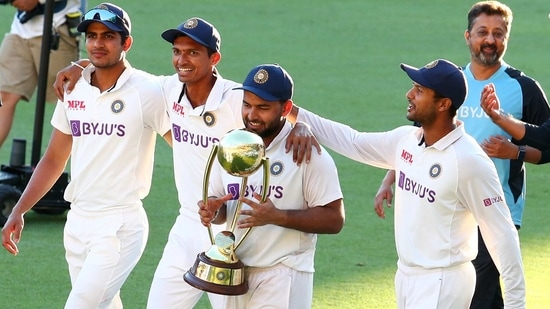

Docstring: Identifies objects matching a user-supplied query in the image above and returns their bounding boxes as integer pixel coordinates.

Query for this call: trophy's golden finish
[184,129,269,295]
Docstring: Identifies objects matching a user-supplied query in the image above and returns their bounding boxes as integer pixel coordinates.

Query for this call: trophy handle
[203,144,219,245]
[234,157,270,250]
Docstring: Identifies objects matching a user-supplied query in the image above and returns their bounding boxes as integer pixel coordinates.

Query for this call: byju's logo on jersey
[67,100,86,111]
[227,183,240,199]
[226,183,284,200]
[171,124,220,149]
[483,196,504,207]
[457,105,489,119]
[69,120,126,137]
[397,171,436,203]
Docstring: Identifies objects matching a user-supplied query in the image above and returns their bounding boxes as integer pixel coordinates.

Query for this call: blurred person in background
[0,0,82,150]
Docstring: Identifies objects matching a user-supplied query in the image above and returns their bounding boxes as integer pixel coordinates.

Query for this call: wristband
[211,209,220,222]
[71,61,85,70]
[517,145,526,161]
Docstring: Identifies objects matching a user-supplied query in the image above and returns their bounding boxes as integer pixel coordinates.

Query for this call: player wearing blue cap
[286,59,525,308]
[375,3,550,308]
[199,64,344,309]
[51,16,317,309]
[145,17,244,308]
[147,21,317,307]
[1,3,171,308]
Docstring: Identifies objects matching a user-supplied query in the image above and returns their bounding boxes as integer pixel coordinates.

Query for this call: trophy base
[184,252,248,295]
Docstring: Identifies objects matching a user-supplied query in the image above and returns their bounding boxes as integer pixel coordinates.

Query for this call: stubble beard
[471,47,502,67]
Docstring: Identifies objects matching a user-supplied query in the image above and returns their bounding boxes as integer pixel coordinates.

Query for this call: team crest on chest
[111,99,125,114]
[429,163,442,178]
[203,111,216,126]
[270,161,284,176]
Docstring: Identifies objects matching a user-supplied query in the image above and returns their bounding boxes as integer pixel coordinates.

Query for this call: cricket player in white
[147,19,319,308]
[48,17,317,308]
[199,64,345,308]
[2,3,171,309]
[288,59,525,308]
[143,18,244,308]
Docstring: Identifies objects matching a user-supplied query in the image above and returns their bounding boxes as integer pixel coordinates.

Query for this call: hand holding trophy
[184,128,269,295]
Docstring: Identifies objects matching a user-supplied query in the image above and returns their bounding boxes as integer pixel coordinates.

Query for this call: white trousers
[223,263,313,309]
[146,209,224,308]
[395,261,476,309]
[63,205,148,309]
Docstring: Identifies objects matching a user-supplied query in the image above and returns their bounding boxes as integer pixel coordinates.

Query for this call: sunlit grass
[1,0,549,308]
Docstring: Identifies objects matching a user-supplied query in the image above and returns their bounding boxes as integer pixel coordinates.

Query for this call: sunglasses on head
[83,8,124,25]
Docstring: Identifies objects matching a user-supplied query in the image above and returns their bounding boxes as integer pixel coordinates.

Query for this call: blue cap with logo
[234,64,294,101]
[161,17,221,52]
[77,3,131,36]
[400,59,467,109]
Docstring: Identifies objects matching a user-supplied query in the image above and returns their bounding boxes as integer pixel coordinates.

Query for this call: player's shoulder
[215,76,243,106]
[394,125,419,134]
[210,69,240,91]
[456,132,482,148]
[389,125,420,143]
[127,67,161,82]
[454,134,493,169]
[219,77,242,94]
[118,68,165,106]
[296,143,338,174]
[125,68,163,90]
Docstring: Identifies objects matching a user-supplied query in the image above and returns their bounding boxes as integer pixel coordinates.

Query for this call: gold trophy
[184,129,269,295]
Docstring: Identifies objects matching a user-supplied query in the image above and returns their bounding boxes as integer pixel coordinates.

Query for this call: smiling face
[85,22,131,68]
[171,35,220,85]
[465,12,509,67]
[241,91,292,147]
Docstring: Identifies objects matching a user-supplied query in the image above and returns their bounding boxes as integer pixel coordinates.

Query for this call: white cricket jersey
[10,0,81,39]
[51,65,171,212]
[297,108,525,307]
[208,122,343,272]
[161,72,244,214]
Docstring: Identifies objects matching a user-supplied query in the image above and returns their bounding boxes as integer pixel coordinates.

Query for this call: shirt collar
[428,121,465,151]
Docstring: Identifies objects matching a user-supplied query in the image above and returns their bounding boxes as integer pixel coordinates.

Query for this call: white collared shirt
[51,65,171,211]
[161,72,244,214]
[208,121,343,272]
[296,108,525,307]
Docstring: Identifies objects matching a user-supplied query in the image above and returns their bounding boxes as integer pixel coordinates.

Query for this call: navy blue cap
[401,59,467,109]
[234,64,294,101]
[161,17,220,52]
[77,3,131,36]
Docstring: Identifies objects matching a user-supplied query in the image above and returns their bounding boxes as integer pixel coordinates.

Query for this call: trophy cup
[184,129,270,295]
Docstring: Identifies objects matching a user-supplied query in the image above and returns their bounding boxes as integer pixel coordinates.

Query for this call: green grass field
[1,0,550,308]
